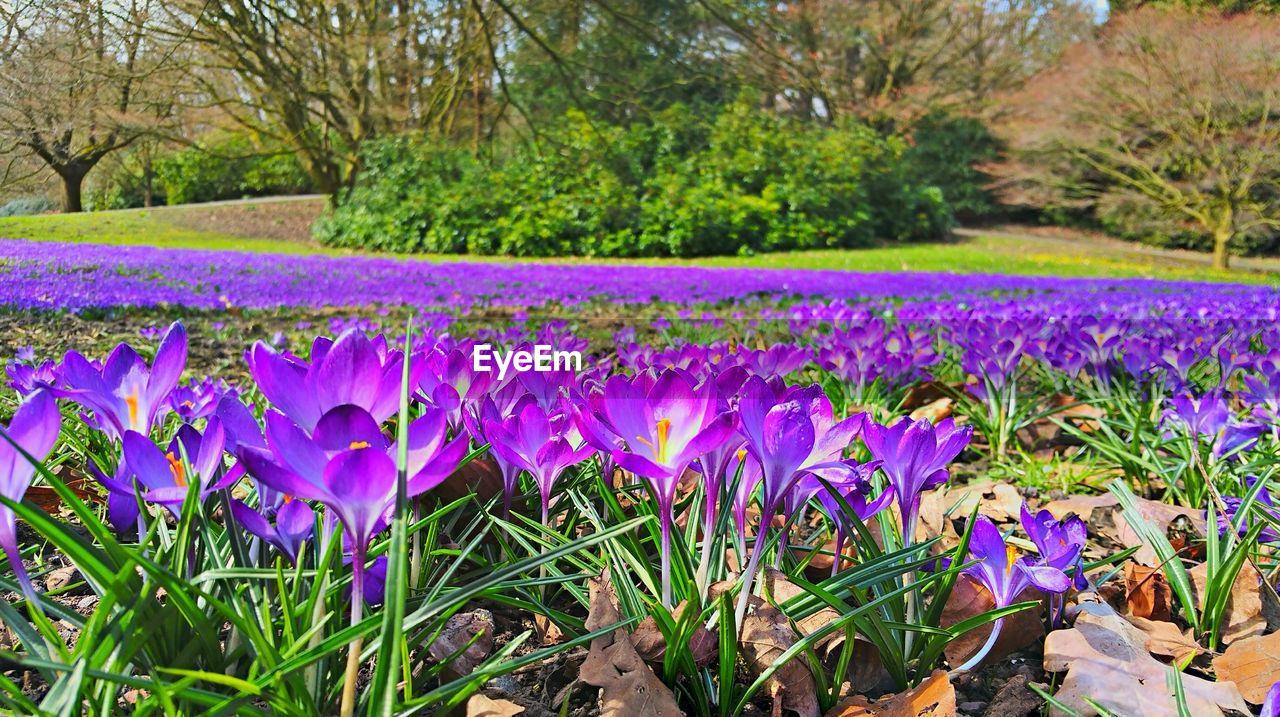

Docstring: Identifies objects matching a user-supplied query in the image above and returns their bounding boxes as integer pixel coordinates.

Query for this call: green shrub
[0,195,58,217]
[316,104,954,257]
[903,111,1002,221]
[155,134,312,205]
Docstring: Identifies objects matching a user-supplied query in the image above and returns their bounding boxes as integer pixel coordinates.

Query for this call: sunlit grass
[1,202,1275,284]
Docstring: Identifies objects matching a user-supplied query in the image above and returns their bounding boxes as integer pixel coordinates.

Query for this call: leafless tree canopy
[708,0,1094,125]
[0,0,178,211]
[0,0,1097,211]
[163,0,497,202]
[994,7,1280,269]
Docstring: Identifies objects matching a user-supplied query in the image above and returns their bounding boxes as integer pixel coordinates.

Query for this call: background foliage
[315,104,952,257]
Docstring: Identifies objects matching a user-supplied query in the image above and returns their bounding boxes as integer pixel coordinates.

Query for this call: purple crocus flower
[592,369,734,606]
[123,419,242,516]
[247,330,411,432]
[1261,681,1280,717]
[239,405,469,510]
[462,391,535,516]
[862,416,972,543]
[7,359,59,397]
[0,390,62,600]
[1210,477,1280,543]
[57,322,187,442]
[168,377,236,423]
[956,515,1070,671]
[1162,393,1230,440]
[229,498,314,564]
[733,377,862,622]
[483,402,593,523]
[251,412,465,615]
[813,460,891,576]
[729,447,762,542]
[87,458,143,535]
[416,346,492,430]
[1020,503,1088,625]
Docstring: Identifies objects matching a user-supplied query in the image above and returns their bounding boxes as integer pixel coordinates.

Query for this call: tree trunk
[1212,229,1231,270]
[142,152,154,208]
[60,170,86,213]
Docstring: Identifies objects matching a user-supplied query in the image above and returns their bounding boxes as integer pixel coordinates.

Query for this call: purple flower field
[1,236,1275,313]
[2,237,1280,715]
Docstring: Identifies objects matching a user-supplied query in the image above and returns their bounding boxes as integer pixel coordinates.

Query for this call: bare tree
[705,0,1094,124]
[166,1,494,204]
[0,0,176,212]
[994,8,1280,269]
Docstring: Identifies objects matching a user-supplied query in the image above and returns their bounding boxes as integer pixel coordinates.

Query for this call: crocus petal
[229,498,275,543]
[124,431,177,490]
[321,448,397,552]
[250,344,320,430]
[147,322,187,404]
[312,405,386,453]
[265,412,328,482]
[1019,563,1071,594]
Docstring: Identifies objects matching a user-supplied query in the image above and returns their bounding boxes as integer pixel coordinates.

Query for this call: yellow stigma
[125,394,139,428]
[656,418,671,464]
[165,451,186,488]
[736,448,747,462]
[349,440,370,450]
[1005,545,1018,576]
[634,417,674,464]
[282,494,293,504]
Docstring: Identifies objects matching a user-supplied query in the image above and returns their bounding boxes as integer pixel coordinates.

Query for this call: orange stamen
[165,451,186,488]
[125,394,139,427]
[349,440,370,450]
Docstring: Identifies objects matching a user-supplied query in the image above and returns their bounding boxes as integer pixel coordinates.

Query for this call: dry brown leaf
[578,573,682,717]
[823,670,956,717]
[741,604,821,717]
[427,609,494,678]
[1122,502,1203,565]
[899,382,954,412]
[465,694,525,717]
[1124,616,1202,664]
[909,397,953,424]
[534,612,563,646]
[940,574,1043,669]
[1190,561,1265,645]
[1213,631,1280,704]
[1043,495,1202,565]
[848,636,895,694]
[917,481,1023,542]
[438,456,505,506]
[631,601,716,667]
[1124,562,1172,621]
[1041,494,1117,521]
[763,567,840,640]
[1043,599,1249,716]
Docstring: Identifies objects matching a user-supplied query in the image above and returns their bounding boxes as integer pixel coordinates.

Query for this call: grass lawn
[1,198,1275,284]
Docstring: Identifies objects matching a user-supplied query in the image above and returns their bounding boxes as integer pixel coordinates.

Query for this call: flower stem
[734,523,769,633]
[695,501,715,597]
[304,528,331,699]
[903,511,918,657]
[660,517,673,608]
[953,617,1003,674]
[339,553,366,717]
